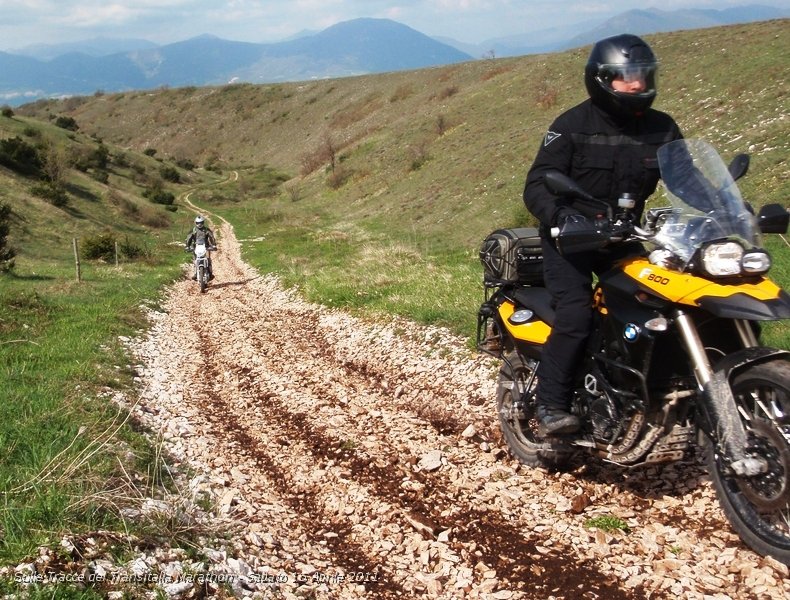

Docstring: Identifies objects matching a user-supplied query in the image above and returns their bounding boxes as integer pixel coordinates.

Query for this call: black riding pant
[537,236,643,410]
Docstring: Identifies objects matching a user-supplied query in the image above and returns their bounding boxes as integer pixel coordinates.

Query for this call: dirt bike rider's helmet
[194,215,206,230]
[584,34,658,119]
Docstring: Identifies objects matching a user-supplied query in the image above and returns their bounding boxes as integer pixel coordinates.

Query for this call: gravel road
[121,219,789,599]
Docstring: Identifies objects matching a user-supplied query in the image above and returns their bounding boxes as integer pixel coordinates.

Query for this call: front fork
[675,310,768,477]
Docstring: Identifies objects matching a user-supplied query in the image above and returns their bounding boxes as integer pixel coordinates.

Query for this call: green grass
[0,246,184,564]
[584,515,631,534]
[0,18,787,582]
[194,160,790,350]
[194,167,485,339]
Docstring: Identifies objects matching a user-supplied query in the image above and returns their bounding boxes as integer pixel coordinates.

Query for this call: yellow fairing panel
[498,301,551,344]
[622,258,784,306]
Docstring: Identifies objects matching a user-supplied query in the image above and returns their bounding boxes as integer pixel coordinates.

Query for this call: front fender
[713,346,790,382]
[697,290,790,320]
[696,347,789,477]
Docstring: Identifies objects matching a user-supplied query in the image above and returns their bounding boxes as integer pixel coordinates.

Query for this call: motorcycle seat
[512,287,555,326]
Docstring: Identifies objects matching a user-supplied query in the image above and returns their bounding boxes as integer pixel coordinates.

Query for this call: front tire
[706,359,790,565]
[198,265,207,293]
[496,351,571,469]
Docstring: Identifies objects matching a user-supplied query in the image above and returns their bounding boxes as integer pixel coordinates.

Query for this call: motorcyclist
[184,215,217,280]
[522,34,683,436]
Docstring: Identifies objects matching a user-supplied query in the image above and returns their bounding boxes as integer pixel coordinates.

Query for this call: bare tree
[41,141,69,187]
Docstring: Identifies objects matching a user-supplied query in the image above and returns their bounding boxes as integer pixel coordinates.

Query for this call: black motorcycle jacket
[524,98,682,229]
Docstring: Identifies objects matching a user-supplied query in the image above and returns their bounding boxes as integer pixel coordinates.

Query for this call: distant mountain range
[0,19,470,106]
[1,5,787,106]
[456,4,789,57]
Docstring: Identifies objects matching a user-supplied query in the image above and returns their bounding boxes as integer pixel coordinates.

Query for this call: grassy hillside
[19,20,789,239]
[20,20,789,339]
[0,20,787,573]
[0,110,222,568]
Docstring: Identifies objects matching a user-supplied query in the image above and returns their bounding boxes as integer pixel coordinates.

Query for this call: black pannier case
[479,227,544,287]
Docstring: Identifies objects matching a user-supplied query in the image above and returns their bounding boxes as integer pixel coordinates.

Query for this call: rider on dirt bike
[185,215,217,281]
[522,33,683,436]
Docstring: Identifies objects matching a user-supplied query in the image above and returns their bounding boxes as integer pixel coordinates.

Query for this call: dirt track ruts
[127,217,790,599]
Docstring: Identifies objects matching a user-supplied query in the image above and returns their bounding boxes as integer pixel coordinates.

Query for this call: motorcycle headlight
[700,242,771,277]
[742,250,771,274]
[701,242,743,277]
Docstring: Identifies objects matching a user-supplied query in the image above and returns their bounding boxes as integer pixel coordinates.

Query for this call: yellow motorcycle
[477,139,790,564]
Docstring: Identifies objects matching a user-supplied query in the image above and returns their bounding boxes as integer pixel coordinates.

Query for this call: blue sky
[1,0,788,51]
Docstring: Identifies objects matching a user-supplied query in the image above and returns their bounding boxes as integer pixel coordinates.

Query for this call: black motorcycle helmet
[584,34,658,119]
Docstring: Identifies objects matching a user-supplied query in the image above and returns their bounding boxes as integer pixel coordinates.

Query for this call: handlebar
[551,214,652,252]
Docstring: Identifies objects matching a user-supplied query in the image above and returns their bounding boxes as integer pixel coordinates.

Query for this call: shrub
[436,85,459,100]
[0,202,16,272]
[143,148,157,157]
[119,236,148,259]
[91,143,110,170]
[31,182,68,207]
[1,106,13,118]
[113,152,130,168]
[144,189,175,206]
[175,157,196,170]
[409,142,431,171]
[54,116,79,131]
[90,170,109,184]
[159,165,181,183]
[73,144,109,173]
[81,233,116,261]
[327,167,352,190]
[82,233,148,261]
[0,136,42,175]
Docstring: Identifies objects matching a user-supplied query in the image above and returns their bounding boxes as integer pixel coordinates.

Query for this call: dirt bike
[187,243,216,293]
[477,139,790,564]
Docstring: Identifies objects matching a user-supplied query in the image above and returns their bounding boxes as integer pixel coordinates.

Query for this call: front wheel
[496,351,571,469]
[706,359,790,565]
[198,265,207,293]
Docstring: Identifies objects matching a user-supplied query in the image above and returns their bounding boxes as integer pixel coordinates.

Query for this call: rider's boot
[537,404,580,436]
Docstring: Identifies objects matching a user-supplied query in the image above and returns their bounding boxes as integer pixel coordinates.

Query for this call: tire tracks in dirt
[128,217,790,599]
[165,220,634,598]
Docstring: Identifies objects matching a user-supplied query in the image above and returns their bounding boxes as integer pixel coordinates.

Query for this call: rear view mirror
[757,203,789,234]
[544,171,595,202]
[728,153,750,181]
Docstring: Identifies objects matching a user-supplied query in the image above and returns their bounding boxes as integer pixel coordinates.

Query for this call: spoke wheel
[496,351,570,469]
[706,359,790,565]
[199,265,207,293]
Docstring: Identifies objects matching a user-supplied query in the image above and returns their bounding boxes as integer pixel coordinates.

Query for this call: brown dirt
[124,218,790,599]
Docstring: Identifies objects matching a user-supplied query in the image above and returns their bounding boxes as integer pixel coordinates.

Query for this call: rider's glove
[558,213,593,233]
[552,206,582,227]
[554,212,607,255]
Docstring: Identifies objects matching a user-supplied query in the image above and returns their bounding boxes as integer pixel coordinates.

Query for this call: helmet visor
[598,63,658,94]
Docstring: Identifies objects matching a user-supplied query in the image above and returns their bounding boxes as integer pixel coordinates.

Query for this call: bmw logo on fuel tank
[624,323,641,343]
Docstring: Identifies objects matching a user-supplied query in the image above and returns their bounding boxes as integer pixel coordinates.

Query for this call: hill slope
[19,20,789,251]
[0,110,213,263]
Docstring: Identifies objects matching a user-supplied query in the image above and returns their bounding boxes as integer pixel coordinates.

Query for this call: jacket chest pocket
[571,153,615,199]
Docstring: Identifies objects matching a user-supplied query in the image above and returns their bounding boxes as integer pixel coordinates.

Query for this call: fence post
[72,238,81,282]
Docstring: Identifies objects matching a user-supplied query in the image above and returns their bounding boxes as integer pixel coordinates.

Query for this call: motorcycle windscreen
[653,139,762,269]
